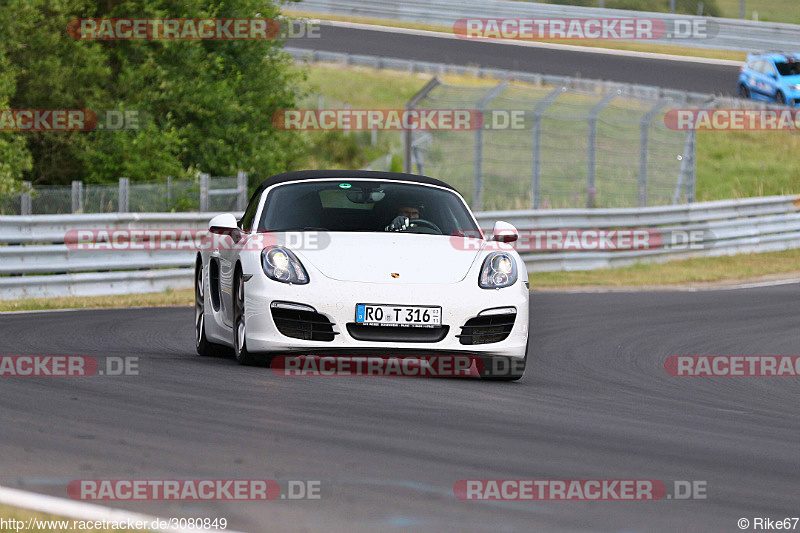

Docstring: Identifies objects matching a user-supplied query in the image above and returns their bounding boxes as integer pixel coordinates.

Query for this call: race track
[293,24,741,94]
[2,285,799,532]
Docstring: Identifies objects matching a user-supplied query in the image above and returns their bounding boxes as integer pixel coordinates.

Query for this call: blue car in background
[738,52,800,106]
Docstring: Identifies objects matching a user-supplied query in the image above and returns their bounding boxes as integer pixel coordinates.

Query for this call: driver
[385,204,421,232]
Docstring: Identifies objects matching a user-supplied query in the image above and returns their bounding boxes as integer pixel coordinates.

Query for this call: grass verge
[285,9,747,62]
[716,0,800,25]
[0,289,193,312]
[531,248,800,288]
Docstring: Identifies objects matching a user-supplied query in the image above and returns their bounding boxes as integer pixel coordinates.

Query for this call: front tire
[233,269,265,366]
[195,260,225,356]
[776,91,786,105]
[738,84,750,99]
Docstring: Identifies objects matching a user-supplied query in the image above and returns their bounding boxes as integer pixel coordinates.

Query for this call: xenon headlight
[479,252,517,289]
[261,246,309,284]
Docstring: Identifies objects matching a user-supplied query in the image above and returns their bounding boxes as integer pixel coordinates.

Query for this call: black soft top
[248,170,457,204]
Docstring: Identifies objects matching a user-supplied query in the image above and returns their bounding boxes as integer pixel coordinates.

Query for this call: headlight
[261,246,309,284]
[789,84,800,91]
[479,252,517,289]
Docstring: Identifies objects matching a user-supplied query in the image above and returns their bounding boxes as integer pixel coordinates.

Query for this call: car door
[762,61,782,101]
[749,60,772,100]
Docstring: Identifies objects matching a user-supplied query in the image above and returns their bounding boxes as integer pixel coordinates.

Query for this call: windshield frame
[253,178,482,237]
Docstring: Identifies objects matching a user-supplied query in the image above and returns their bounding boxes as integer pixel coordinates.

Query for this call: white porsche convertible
[195,170,529,380]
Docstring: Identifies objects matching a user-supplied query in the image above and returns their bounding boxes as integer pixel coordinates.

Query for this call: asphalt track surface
[1,285,799,532]
[291,25,741,95]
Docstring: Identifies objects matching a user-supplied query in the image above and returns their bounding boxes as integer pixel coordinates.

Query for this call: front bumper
[241,271,529,360]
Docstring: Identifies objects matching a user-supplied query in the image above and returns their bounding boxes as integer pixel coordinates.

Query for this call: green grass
[696,130,800,201]
[531,248,800,287]
[716,0,800,24]
[0,289,193,312]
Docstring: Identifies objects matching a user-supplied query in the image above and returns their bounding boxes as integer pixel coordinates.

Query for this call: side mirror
[769,72,777,79]
[208,213,239,235]
[491,220,518,243]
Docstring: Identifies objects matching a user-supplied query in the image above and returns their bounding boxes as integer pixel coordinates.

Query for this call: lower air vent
[346,324,449,343]
[271,308,337,342]
[458,313,516,345]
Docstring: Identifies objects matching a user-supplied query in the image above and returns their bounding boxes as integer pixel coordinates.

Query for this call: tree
[0,0,304,187]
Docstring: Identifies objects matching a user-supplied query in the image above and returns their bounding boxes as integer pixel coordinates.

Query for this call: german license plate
[356,304,442,328]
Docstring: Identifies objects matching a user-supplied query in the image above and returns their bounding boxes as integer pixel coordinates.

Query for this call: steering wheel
[409,218,442,234]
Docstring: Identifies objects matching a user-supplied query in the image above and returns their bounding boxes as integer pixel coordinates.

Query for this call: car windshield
[258,180,479,236]
[775,61,800,76]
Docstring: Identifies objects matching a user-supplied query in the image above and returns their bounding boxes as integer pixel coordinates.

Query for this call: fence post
[237,171,248,211]
[638,100,669,208]
[674,129,697,204]
[473,82,509,210]
[71,180,83,213]
[686,129,696,203]
[118,177,129,213]
[587,91,618,208]
[402,77,441,173]
[200,173,210,212]
[531,86,566,208]
[20,181,32,216]
[166,176,172,210]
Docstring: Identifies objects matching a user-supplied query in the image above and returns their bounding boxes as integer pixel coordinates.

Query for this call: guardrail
[296,0,800,52]
[475,195,800,271]
[0,213,228,299]
[1,195,799,299]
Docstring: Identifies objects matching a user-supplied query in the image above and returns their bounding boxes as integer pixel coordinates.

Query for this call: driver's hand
[385,215,410,232]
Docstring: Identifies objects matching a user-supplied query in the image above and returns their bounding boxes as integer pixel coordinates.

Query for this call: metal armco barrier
[1,195,799,299]
[296,0,800,52]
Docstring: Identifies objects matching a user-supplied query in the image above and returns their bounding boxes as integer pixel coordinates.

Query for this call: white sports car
[195,170,529,380]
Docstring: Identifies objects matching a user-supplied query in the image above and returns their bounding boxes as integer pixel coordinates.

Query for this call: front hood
[284,233,485,284]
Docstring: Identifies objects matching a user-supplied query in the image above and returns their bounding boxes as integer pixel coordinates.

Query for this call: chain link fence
[403,79,694,210]
[0,174,248,215]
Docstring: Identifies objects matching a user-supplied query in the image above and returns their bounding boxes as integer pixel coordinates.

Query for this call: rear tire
[738,84,750,99]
